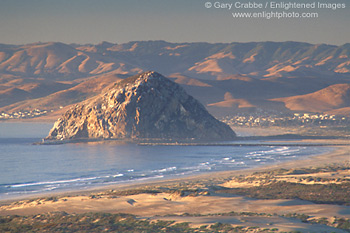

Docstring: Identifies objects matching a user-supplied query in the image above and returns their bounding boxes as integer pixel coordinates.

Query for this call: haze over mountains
[0,41,350,117]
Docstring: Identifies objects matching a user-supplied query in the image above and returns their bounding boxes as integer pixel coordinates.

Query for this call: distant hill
[0,41,349,117]
[272,84,350,112]
[0,73,127,113]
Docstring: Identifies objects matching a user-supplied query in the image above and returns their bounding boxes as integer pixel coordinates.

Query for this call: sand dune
[2,192,349,222]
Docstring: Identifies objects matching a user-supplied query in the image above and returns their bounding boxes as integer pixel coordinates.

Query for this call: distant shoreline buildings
[1,108,349,130]
[221,113,349,128]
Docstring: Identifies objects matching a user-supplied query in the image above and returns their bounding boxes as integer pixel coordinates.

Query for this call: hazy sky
[0,0,349,45]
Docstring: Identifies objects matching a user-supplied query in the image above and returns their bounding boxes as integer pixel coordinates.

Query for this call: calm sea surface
[0,122,331,200]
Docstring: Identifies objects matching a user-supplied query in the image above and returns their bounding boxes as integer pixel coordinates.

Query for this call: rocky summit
[45,71,236,141]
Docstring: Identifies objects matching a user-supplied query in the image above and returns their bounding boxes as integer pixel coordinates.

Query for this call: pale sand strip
[0,141,349,232]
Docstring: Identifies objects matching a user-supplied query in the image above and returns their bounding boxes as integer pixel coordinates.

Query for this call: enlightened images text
[211,1,346,10]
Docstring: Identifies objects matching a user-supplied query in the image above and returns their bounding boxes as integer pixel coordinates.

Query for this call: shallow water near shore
[0,122,331,200]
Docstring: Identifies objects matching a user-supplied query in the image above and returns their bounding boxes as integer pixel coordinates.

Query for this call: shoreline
[1,139,349,232]
[1,141,348,205]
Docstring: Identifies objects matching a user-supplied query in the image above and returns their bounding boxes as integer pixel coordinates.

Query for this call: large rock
[45,71,236,141]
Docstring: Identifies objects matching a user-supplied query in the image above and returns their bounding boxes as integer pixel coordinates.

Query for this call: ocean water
[0,122,330,200]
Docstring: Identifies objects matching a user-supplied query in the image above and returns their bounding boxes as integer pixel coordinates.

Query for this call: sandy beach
[1,138,349,232]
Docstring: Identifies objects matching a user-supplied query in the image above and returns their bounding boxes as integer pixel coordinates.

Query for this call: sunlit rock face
[46,71,236,141]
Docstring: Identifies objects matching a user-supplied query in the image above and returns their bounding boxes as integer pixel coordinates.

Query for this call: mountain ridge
[0,40,349,117]
[1,41,349,79]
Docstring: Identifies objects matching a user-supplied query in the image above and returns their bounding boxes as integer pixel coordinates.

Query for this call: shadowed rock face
[46,71,236,141]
